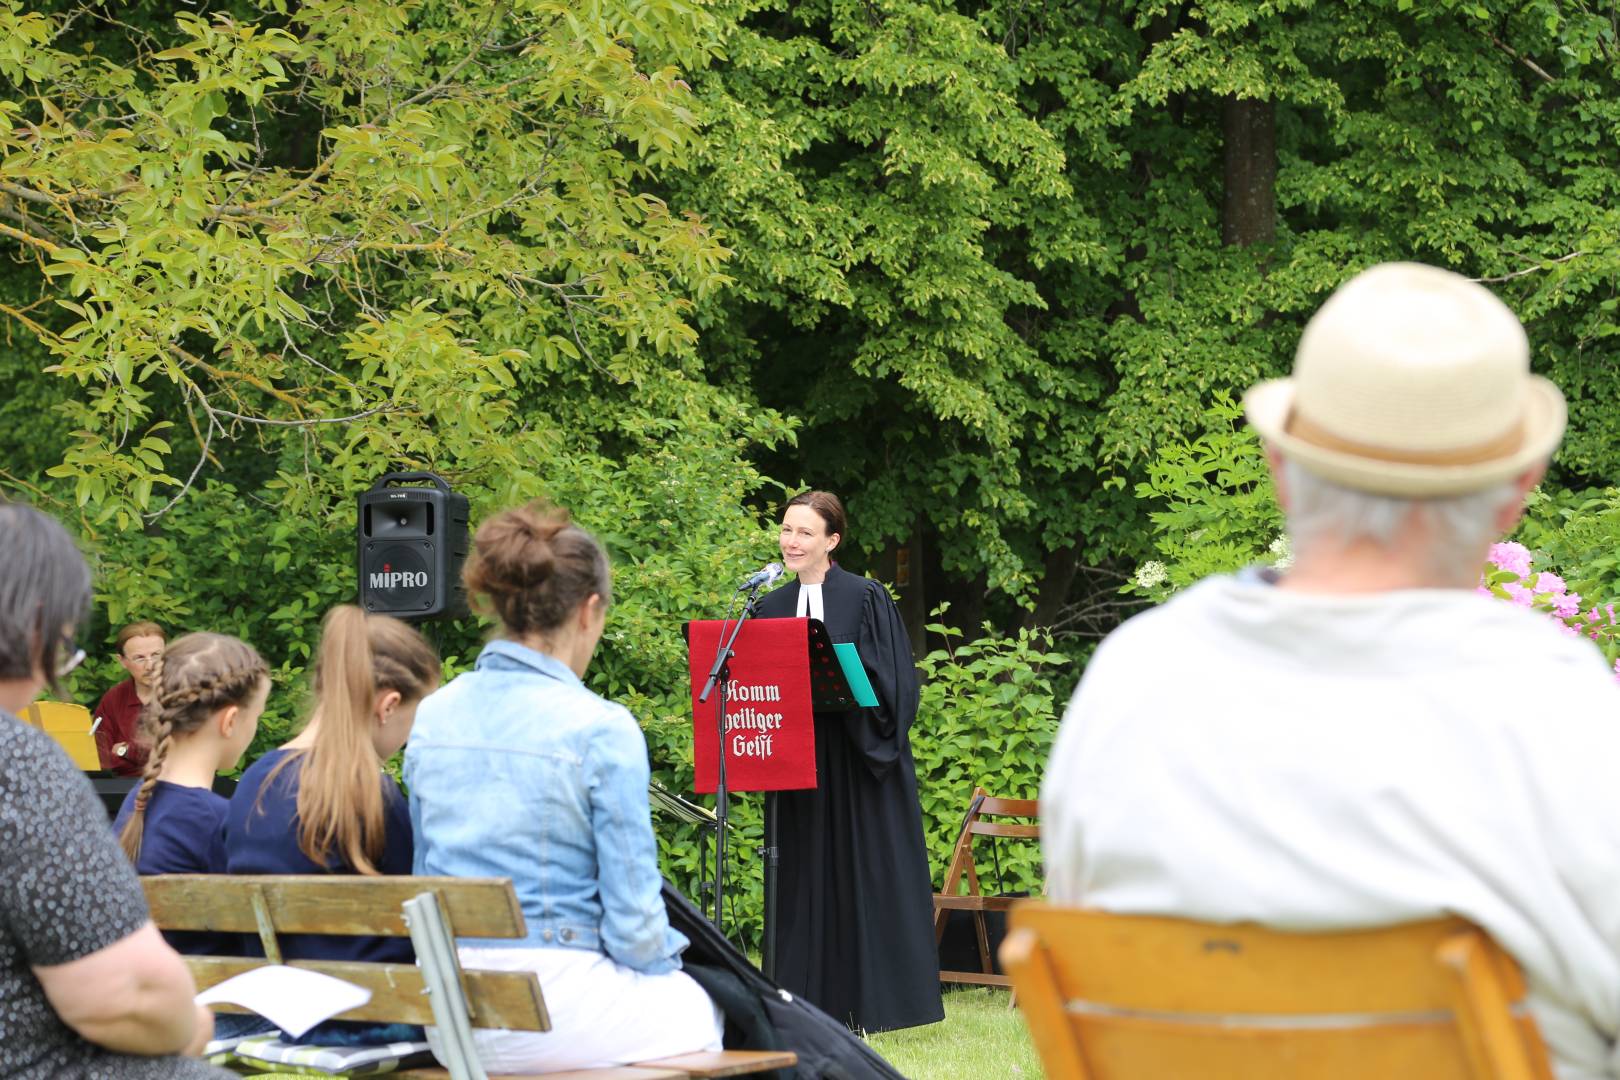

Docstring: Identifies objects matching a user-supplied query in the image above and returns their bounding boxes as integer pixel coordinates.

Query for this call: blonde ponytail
[264,605,438,874]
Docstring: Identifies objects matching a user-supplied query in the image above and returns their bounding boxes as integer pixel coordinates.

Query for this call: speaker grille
[359,541,435,612]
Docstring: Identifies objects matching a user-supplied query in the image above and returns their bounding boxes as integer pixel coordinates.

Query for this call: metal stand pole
[762,790,779,980]
[711,664,731,932]
[697,591,762,936]
[698,822,713,921]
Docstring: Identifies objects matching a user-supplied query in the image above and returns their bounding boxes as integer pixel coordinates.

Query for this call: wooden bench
[142,875,795,1080]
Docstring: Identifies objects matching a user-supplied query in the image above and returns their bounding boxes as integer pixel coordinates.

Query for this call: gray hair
[0,502,92,687]
[1281,459,1520,573]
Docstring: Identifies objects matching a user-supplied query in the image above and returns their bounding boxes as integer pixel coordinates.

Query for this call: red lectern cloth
[689,618,817,793]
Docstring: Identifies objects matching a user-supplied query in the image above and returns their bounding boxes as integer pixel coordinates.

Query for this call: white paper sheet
[195,965,372,1039]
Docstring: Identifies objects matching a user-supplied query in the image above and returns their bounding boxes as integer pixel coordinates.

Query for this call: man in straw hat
[1042,263,1620,1077]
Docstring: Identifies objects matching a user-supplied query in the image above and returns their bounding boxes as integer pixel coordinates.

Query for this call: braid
[158,677,226,711]
[119,713,173,862]
[114,632,268,868]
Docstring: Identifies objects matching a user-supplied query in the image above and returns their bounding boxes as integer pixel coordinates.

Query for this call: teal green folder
[832,642,880,708]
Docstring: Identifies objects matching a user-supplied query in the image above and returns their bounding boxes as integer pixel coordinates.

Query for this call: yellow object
[20,700,100,770]
[1001,903,1554,1080]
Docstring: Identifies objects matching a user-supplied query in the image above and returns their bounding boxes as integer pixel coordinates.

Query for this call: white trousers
[428,945,724,1072]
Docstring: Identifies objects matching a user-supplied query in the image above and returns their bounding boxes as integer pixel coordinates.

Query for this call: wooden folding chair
[1001,902,1556,1080]
[932,786,1039,989]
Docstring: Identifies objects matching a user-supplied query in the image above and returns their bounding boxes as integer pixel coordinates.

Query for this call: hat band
[1286,412,1524,467]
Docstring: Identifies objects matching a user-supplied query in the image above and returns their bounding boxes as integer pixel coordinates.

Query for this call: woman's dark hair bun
[470,505,570,590]
[464,503,610,636]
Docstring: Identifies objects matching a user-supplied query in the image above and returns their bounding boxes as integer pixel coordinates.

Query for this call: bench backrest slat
[187,956,549,1032]
[142,875,525,938]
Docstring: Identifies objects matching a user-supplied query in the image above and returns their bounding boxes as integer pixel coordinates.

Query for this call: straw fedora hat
[1244,262,1566,497]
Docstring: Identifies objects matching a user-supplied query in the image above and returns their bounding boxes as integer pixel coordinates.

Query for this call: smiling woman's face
[777,508,842,582]
[779,504,838,578]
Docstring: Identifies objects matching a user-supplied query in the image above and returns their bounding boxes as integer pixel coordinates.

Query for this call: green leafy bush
[1515,487,1620,621]
[912,608,1070,900]
[1125,393,1284,602]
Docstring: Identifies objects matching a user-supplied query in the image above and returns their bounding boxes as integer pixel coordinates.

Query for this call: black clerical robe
[754,564,943,1033]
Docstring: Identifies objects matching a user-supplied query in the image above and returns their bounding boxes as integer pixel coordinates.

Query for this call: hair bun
[477,507,568,589]
[511,509,569,544]
[463,502,610,636]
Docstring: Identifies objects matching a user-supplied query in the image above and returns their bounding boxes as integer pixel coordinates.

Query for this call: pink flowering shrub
[1482,541,1620,681]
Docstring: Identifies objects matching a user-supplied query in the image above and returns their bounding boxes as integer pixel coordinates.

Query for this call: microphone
[737,562,784,592]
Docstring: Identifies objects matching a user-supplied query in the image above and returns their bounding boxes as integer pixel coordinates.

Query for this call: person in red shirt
[94,622,165,775]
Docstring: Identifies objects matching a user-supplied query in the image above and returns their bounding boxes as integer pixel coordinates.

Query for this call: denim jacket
[403,640,688,974]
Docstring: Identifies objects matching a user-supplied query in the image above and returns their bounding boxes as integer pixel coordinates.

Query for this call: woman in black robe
[752,491,943,1033]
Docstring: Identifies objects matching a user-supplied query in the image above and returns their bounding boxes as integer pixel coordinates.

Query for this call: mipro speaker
[356,472,470,619]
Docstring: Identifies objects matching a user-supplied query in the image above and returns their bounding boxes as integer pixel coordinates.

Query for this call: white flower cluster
[1133,560,1168,589]
[1269,534,1293,570]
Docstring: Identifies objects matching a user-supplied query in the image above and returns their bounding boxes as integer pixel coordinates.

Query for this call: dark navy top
[224,748,415,964]
[111,781,236,956]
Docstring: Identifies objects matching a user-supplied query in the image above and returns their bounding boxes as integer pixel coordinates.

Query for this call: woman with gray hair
[0,501,231,1078]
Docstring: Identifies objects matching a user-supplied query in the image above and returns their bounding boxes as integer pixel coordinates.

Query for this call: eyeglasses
[56,637,86,678]
[125,652,162,667]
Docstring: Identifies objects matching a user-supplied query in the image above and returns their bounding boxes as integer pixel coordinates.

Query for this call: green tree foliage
[1018,0,1620,534]
[1,0,786,931]
[9,0,1620,947]
[672,0,1076,598]
[662,0,1620,625]
[0,0,763,528]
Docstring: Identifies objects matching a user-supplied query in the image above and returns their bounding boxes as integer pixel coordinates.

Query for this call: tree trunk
[1023,544,1079,631]
[956,571,989,638]
[880,526,928,661]
[1221,96,1276,247]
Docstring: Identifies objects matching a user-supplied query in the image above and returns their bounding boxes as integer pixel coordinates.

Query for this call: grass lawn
[866,989,1040,1079]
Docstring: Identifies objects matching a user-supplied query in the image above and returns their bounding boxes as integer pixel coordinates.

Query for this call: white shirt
[1043,573,1620,1079]
[795,582,825,622]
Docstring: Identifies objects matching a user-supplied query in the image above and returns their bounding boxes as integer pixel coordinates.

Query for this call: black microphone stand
[696,583,766,937]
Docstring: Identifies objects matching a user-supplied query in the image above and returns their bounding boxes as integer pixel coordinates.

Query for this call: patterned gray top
[0,713,231,1078]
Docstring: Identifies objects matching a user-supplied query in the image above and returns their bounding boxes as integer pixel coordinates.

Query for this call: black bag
[663,883,907,1080]
[935,904,1015,978]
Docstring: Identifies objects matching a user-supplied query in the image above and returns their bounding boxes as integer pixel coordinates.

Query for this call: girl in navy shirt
[113,631,270,957]
[225,605,439,967]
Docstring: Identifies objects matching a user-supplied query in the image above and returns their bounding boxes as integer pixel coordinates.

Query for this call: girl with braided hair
[112,632,270,956]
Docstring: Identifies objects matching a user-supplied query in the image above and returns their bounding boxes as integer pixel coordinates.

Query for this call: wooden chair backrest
[1002,903,1556,1080]
[142,874,549,1032]
[968,793,1040,840]
[21,700,99,770]
[938,786,1040,901]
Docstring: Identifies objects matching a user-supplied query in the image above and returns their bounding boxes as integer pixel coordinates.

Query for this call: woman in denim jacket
[404,503,722,1072]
